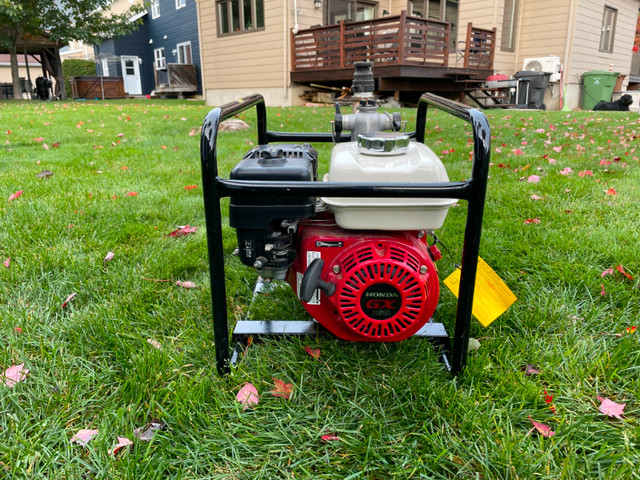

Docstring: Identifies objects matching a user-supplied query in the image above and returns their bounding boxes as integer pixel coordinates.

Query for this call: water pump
[228,63,455,342]
[200,62,491,374]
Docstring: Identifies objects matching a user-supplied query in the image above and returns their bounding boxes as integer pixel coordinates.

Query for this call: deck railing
[154,63,197,90]
[291,12,494,72]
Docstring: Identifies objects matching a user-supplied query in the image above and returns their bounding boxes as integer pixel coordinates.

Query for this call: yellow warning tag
[443,257,517,327]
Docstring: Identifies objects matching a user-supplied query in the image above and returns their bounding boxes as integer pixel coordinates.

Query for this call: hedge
[62,59,96,98]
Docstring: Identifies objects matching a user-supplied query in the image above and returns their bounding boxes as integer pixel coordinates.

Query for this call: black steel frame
[200,92,491,376]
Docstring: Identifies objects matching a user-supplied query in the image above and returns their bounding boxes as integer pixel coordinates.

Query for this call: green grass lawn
[1,98,639,479]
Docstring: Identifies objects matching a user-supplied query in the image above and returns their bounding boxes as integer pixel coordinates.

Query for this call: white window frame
[176,0,186,9]
[151,0,160,18]
[154,47,166,70]
[500,0,519,51]
[101,58,110,76]
[176,41,192,64]
[599,6,617,53]
[217,0,265,35]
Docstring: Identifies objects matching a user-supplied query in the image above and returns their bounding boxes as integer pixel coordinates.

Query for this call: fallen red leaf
[600,284,606,296]
[606,188,617,195]
[625,326,637,334]
[321,433,340,442]
[104,251,115,266]
[168,225,197,237]
[597,396,625,419]
[543,389,556,414]
[124,191,138,196]
[61,292,77,308]
[109,437,133,456]
[184,185,198,190]
[601,268,614,277]
[271,378,294,400]
[33,137,44,142]
[2,363,29,388]
[70,429,99,446]
[8,190,23,202]
[236,383,259,410]
[523,218,541,224]
[528,416,555,437]
[616,265,633,280]
[14,326,22,334]
[304,346,321,360]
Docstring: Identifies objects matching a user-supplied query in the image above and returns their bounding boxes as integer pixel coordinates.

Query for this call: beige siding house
[458,0,639,109]
[197,0,640,109]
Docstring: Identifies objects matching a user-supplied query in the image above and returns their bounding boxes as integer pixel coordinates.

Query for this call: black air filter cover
[229,143,318,229]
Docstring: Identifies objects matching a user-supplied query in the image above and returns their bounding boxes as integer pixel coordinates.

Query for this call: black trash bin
[514,71,551,109]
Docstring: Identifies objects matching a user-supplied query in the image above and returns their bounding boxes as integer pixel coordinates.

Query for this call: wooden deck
[152,63,197,98]
[290,13,496,98]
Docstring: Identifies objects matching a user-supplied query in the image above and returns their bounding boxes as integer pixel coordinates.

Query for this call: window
[330,1,376,23]
[176,42,192,64]
[151,0,160,18]
[101,59,110,76]
[600,6,617,52]
[217,0,264,35]
[176,0,186,9]
[407,1,458,49]
[154,48,166,70]
[500,0,519,51]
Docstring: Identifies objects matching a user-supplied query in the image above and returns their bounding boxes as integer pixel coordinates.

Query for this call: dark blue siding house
[95,0,201,97]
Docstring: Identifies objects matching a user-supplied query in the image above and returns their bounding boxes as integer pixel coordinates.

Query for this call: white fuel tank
[322,133,457,230]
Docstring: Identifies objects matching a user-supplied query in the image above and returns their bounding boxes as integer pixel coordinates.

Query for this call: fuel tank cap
[358,132,410,154]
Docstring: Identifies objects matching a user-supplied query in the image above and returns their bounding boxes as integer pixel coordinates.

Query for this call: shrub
[62,59,96,98]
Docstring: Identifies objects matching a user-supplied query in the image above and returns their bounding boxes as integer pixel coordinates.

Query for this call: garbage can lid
[583,70,620,77]
[515,70,551,77]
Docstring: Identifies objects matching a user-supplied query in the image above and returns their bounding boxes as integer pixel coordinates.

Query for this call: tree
[0,0,144,99]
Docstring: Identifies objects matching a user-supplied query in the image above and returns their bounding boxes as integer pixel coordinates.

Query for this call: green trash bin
[582,71,619,110]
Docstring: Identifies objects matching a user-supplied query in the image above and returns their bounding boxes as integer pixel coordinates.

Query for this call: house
[94,0,202,97]
[0,54,43,98]
[195,0,640,110]
[59,40,96,62]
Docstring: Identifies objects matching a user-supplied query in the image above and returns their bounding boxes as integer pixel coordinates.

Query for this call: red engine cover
[288,219,440,342]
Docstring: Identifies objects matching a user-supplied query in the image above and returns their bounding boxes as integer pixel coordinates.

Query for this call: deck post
[443,22,450,67]
[339,20,346,68]
[398,10,406,64]
[464,22,472,69]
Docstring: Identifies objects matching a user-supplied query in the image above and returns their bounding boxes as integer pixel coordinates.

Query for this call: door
[120,55,142,95]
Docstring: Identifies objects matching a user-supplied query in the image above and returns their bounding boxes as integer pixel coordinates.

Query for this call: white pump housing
[322,133,457,230]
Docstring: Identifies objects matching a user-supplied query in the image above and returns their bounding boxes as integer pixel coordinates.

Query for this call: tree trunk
[10,45,22,100]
